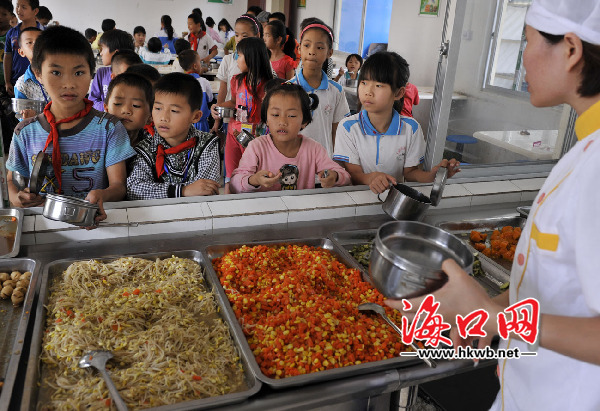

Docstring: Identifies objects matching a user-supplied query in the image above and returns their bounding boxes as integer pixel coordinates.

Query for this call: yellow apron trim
[530,223,559,251]
[501,170,572,411]
[575,99,600,141]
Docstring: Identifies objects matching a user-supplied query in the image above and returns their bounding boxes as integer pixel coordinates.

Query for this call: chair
[446,135,477,162]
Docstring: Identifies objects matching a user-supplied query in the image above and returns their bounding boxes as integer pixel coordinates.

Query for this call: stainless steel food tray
[203,238,421,389]
[0,258,40,410]
[21,250,261,411]
[329,229,377,277]
[331,229,503,297]
[437,215,528,284]
[0,208,23,258]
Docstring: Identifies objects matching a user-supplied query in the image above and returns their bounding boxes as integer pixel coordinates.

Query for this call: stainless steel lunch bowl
[379,183,431,221]
[236,130,255,148]
[215,106,235,118]
[11,98,45,119]
[42,194,100,227]
[369,221,473,299]
[346,79,358,88]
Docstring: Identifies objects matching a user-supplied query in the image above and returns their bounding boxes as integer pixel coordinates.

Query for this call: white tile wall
[36,227,129,244]
[510,178,546,191]
[347,190,381,206]
[287,206,355,223]
[441,184,471,198]
[471,192,521,206]
[281,192,355,211]
[212,212,288,230]
[127,203,204,223]
[22,215,36,233]
[208,197,287,217]
[129,219,210,237]
[463,180,520,195]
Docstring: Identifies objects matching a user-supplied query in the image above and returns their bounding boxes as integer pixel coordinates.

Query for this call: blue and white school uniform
[155,29,178,54]
[333,109,425,183]
[290,69,350,157]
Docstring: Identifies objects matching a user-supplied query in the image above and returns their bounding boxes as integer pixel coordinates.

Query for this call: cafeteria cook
[386,0,600,410]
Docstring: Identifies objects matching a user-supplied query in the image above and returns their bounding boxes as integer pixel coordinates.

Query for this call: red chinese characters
[401,295,452,347]
[456,309,490,339]
[497,298,540,344]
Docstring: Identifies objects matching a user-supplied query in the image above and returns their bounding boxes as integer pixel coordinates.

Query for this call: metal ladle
[358,302,436,368]
[79,350,128,411]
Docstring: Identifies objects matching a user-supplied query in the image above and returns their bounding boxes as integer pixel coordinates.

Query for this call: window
[484,0,532,93]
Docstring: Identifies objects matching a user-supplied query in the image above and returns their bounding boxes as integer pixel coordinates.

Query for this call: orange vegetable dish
[213,244,409,379]
[470,226,522,262]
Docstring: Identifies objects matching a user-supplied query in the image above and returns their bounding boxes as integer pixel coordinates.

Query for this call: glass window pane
[337,0,364,54]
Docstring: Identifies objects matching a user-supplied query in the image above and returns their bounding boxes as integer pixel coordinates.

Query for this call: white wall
[293,0,335,42]
[41,0,248,37]
[387,0,447,87]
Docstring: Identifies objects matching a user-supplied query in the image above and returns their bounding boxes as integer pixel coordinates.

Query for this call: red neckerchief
[144,122,155,136]
[189,31,206,51]
[43,99,93,192]
[155,137,197,178]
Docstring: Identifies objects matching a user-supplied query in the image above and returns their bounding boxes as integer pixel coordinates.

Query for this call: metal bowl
[378,184,431,221]
[346,79,358,87]
[369,221,473,299]
[235,130,255,148]
[42,193,100,227]
[11,98,45,119]
[215,106,235,118]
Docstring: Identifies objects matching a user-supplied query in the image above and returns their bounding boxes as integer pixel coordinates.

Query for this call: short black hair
[111,49,142,69]
[178,49,198,71]
[147,37,162,53]
[0,0,13,13]
[84,28,97,40]
[247,6,263,16]
[345,53,363,68]
[205,17,215,27]
[101,19,116,32]
[358,51,409,112]
[261,79,319,126]
[539,31,600,98]
[99,29,134,53]
[37,5,51,21]
[154,72,204,111]
[18,26,42,46]
[174,38,191,55]
[106,72,154,108]
[32,26,95,74]
[269,12,286,24]
[300,18,334,49]
[133,26,146,35]
[125,64,161,83]
[192,8,202,18]
[27,0,39,9]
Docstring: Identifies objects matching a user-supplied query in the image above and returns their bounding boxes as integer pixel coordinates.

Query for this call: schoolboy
[104,73,152,146]
[127,73,220,200]
[6,26,135,222]
[36,6,51,28]
[172,38,191,73]
[0,0,14,87]
[125,64,160,85]
[89,29,134,111]
[178,49,212,131]
[133,26,146,54]
[139,37,171,65]
[92,18,115,51]
[84,28,97,45]
[4,0,42,97]
[110,49,142,78]
[14,27,46,105]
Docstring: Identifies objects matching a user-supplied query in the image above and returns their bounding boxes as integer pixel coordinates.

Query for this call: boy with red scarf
[126,73,220,199]
[6,26,135,225]
[187,13,217,65]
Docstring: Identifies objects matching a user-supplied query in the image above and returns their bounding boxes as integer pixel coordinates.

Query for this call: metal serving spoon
[79,350,128,411]
[358,302,436,368]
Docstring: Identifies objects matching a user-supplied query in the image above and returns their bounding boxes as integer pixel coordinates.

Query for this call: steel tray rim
[21,250,261,411]
[203,237,422,390]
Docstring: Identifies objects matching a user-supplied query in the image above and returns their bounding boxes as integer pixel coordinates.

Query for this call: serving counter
[5,205,515,410]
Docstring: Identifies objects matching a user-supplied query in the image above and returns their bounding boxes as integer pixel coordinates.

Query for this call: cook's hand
[368,172,396,194]
[318,170,338,188]
[182,179,220,196]
[433,158,461,178]
[385,259,500,350]
[15,188,45,208]
[249,170,281,188]
[85,189,106,230]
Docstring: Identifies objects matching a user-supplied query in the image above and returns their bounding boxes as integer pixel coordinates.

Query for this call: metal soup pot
[236,130,255,148]
[369,221,473,299]
[379,183,431,221]
[43,193,100,227]
[215,106,235,118]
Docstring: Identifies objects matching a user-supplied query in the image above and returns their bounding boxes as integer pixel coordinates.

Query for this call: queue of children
[2,7,460,223]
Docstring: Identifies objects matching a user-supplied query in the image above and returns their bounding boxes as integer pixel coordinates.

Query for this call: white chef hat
[526,0,600,45]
